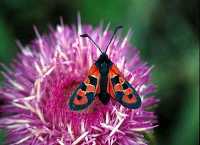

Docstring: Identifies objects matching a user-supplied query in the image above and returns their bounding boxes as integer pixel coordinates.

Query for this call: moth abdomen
[98,92,110,105]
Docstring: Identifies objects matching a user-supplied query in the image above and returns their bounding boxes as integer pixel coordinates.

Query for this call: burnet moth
[69,26,141,111]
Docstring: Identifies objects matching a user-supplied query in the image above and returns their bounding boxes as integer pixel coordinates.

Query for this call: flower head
[0,19,158,145]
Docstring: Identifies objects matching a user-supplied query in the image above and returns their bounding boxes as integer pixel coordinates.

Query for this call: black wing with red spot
[108,64,141,109]
[69,64,100,111]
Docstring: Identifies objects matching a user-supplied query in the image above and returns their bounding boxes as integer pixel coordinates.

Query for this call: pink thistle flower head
[0,18,158,145]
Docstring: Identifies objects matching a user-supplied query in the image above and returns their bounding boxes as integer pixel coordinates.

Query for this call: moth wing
[108,64,141,109]
[69,64,100,110]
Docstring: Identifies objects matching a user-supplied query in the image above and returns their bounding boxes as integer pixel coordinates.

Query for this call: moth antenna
[105,25,123,53]
[80,34,103,54]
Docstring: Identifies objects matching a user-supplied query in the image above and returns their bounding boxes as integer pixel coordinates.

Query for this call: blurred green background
[0,0,199,145]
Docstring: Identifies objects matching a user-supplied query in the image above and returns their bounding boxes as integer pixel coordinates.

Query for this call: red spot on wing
[89,64,99,75]
[122,95,137,104]
[109,64,121,79]
[73,95,88,105]
[77,90,85,97]
[87,84,96,92]
[124,88,132,95]
[110,64,121,75]
[114,84,123,92]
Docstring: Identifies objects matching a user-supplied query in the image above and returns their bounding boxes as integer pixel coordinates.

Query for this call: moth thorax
[100,62,109,74]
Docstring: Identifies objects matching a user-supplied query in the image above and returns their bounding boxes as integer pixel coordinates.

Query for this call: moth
[69,26,141,111]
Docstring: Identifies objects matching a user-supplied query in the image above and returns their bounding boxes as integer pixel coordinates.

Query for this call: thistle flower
[0,18,158,145]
